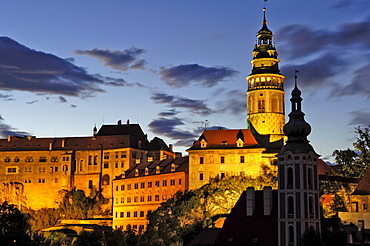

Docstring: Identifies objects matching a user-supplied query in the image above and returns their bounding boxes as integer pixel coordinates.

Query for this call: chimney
[118,120,122,125]
[169,144,173,152]
[7,135,11,142]
[246,187,255,216]
[27,135,32,140]
[62,139,65,148]
[263,186,272,216]
[49,143,53,150]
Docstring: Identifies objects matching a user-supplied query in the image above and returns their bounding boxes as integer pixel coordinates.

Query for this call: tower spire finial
[294,70,299,88]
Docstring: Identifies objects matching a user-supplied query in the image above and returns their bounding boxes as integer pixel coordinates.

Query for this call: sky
[0,0,369,163]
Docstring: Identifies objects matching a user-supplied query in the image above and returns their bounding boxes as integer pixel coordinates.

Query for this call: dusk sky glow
[0,0,369,163]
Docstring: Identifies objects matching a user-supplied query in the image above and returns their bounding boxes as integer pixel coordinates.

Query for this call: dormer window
[171,164,176,172]
[221,141,227,145]
[122,172,126,178]
[135,169,139,177]
[156,166,160,174]
[200,139,207,148]
[237,138,244,147]
[145,167,149,175]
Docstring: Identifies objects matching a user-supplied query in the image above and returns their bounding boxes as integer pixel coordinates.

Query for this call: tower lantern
[246,7,285,143]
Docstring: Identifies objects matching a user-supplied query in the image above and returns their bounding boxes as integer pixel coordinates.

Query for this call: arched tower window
[288,196,294,215]
[102,174,110,185]
[287,167,293,189]
[309,196,314,216]
[258,98,265,113]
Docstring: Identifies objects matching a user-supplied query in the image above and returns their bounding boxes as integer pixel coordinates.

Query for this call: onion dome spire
[279,72,318,154]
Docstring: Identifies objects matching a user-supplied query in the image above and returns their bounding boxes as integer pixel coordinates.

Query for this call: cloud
[0,37,132,97]
[26,100,38,104]
[159,64,238,88]
[281,54,345,89]
[70,104,77,108]
[0,115,31,138]
[59,96,67,103]
[150,92,213,116]
[0,93,14,101]
[333,63,370,98]
[158,109,180,117]
[216,89,245,116]
[75,47,146,71]
[348,110,370,127]
[148,117,198,146]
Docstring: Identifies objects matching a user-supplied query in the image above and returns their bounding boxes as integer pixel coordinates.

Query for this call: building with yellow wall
[0,121,175,210]
[112,157,188,231]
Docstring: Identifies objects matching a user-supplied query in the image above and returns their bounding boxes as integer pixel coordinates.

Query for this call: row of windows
[199,156,246,164]
[115,194,170,204]
[6,166,68,174]
[103,151,144,160]
[24,178,59,183]
[116,179,181,191]
[4,156,61,163]
[115,211,147,218]
[115,224,145,232]
[103,162,125,169]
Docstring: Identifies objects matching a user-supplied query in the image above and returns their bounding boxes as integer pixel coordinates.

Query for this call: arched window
[287,167,293,189]
[309,196,314,216]
[79,159,84,172]
[102,174,110,185]
[258,99,265,113]
[308,168,313,189]
[288,196,294,215]
[288,225,295,243]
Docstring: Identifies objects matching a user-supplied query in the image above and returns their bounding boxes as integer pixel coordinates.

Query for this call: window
[134,196,138,203]
[162,180,167,186]
[121,162,124,168]
[127,212,131,218]
[179,178,182,185]
[134,183,139,189]
[288,226,294,244]
[155,195,160,201]
[135,169,139,176]
[162,195,167,201]
[156,166,160,174]
[170,179,175,186]
[62,156,69,161]
[38,167,46,172]
[145,167,149,175]
[55,166,59,172]
[6,167,17,174]
[288,196,294,215]
[39,157,47,162]
[287,168,294,189]
[94,155,98,165]
[308,168,313,189]
[104,152,110,159]
[115,152,119,158]
[221,141,227,145]
[104,163,109,168]
[134,211,138,217]
[258,98,265,113]
[121,151,127,158]
[240,156,245,163]
[88,180,93,189]
[148,182,152,188]
[121,185,125,191]
[147,196,152,202]
[220,156,225,163]
[115,163,118,168]
[25,157,33,162]
[199,173,204,181]
[171,164,176,172]
[220,173,226,179]
[140,182,145,189]
[54,178,58,183]
[140,196,145,202]
[127,197,132,203]
[309,196,314,216]
[127,184,132,190]
[25,167,32,172]
[4,157,10,162]
[200,157,204,164]
[140,211,144,217]
[25,179,31,183]
[14,157,20,162]
[38,178,46,183]
[364,204,368,210]
[120,212,124,218]
[155,181,160,187]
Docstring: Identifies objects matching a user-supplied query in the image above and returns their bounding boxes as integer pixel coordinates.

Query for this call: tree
[332,126,370,178]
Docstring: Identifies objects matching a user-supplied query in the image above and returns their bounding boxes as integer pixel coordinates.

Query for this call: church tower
[246,8,285,143]
[277,75,321,245]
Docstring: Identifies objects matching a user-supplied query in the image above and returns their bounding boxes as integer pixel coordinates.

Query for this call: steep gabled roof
[352,168,370,195]
[187,129,261,151]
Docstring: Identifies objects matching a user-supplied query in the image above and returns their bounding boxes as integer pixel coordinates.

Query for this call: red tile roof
[187,129,261,150]
[352,168,370,195]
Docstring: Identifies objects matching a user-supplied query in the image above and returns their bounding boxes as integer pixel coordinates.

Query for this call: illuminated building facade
[187,129,276,190]
[246,8,285,143]
[112,157,188,231]
[0,121,175,210]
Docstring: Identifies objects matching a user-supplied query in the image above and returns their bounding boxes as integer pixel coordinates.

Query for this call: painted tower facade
[246,8,285,143]
[277,78,321,245]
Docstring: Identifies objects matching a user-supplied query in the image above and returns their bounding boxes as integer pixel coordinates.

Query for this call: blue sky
[0,0,369,162]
